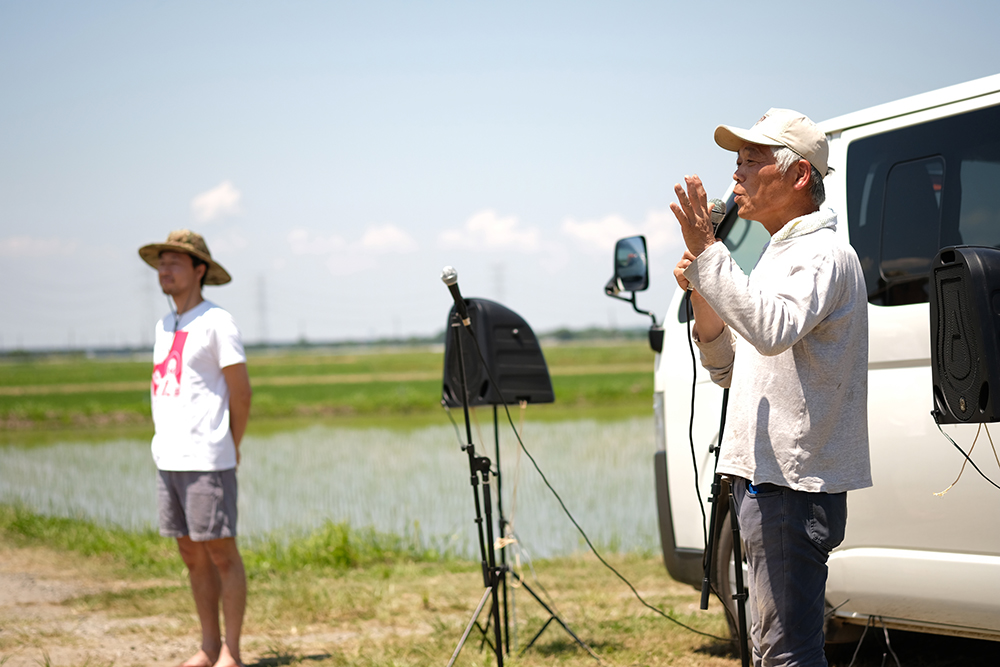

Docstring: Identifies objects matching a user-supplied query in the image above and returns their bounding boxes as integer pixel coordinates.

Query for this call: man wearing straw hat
[671,110,871,666]
[140,229,252,667]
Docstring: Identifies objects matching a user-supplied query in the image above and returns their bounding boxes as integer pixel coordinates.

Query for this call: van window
[724,213,771,275]
[878,156,944,304]
[677,200,770,323]
[847,104,1000,305]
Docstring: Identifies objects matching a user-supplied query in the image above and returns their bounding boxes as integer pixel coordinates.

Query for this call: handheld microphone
[709,198,727,235]
[440,266,472,328]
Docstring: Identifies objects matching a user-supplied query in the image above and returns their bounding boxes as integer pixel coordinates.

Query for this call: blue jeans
[731,477,847,667]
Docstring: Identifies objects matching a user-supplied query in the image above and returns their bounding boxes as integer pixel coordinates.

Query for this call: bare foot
[178,649,217,667]
[213,644,242,667]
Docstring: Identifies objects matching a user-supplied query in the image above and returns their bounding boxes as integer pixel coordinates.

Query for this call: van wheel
[713,510,751,655]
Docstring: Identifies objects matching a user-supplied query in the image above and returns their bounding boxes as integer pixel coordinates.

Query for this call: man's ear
[792,159,812,191]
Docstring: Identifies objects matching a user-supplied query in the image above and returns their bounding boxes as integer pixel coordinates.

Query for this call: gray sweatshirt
[684,209,872,494]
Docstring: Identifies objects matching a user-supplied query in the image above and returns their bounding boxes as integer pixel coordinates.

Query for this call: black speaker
[442,298,555,408]
[930,246,1000,423]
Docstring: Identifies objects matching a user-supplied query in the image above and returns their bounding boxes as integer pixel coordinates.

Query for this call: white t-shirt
[150,300,246,472]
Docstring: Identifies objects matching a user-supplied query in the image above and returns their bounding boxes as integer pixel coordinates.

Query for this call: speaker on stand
[442,298,555,409]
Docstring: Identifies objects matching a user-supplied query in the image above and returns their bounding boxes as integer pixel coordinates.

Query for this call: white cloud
[439,210,540,252]
[287,224,418,276]
[561,215,637,253]
[206,229,250,254]
[561,209,683,254]
[288,223,418,276]
[0,236,79,257]
[360,224,418,253]
[191,181,242,222]
[641,210,686,252]
[287,228,347,255]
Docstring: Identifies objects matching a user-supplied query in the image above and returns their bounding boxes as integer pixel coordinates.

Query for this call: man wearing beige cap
[671,110,871,666]
[139,230,252,667]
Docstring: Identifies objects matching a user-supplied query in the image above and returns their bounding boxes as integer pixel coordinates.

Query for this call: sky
[2,0,998,350]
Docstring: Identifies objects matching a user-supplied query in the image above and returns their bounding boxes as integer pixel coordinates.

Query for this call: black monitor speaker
[442,298,555,408]
[930,246,1000,423]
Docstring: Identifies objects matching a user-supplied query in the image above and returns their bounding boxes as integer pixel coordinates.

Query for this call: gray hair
[772,146,825,208]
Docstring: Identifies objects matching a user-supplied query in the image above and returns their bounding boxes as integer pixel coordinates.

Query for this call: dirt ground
[0,545,181,666]
[1,539,736,667]
[0,545,362,667]
[3,543,998,667]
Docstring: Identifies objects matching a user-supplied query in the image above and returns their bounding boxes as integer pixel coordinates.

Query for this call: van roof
[819,72,1000,135]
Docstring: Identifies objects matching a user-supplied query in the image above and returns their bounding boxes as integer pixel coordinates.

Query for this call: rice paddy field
[0,341,654,434]
[0,419,659,559]
[0,341,659,559]
[2,341,994,665]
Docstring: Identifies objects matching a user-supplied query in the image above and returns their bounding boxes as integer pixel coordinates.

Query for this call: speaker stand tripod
[699,387,750,667]
[445,316,598,665]
[482,405,599,661]
[446,315,505,667]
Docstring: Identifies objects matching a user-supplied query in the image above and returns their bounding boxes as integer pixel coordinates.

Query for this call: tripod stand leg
[494,406,511,656]
[447,587,493,667]
[728,485,751,667]
[702,390,730,610]
[515,578,602,662]
[520,617,556,655]
[701,474,724,610]
[478,598,495,652]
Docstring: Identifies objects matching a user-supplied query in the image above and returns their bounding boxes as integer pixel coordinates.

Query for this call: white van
[610,73,1000,644]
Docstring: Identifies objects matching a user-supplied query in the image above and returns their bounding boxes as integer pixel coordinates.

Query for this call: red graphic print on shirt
[152,331,188,397]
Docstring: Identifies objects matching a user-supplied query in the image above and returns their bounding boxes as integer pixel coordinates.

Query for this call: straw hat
[138,229,232,285]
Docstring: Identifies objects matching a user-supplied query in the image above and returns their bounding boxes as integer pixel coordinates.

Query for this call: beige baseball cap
[714,108,829,177]
[139,229,232,285]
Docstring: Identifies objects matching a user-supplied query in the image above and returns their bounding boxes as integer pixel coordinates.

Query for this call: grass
[0,503,738,666]
[0,341,656,437]
[0,503,179,578]
[0,343,653,386]
[0,503,456,581]
[3,513,995,665]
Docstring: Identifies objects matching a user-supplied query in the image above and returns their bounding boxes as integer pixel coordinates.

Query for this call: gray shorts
[157,469,238,542]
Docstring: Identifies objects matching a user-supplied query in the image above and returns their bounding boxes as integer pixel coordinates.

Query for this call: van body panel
[819,73,1000,136]
[866,303,931,367]
[827,548,1000,638]
[847,363,1000,555]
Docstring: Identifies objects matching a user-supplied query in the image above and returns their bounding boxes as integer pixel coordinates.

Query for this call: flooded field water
[0,417,659,558]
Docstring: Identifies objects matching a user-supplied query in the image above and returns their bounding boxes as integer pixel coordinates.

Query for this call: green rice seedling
[1,419,659,559]
[1,341,655,430]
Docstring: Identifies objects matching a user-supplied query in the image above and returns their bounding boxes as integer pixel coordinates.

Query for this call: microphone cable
[684,292,709,549]
[682,290,743,639]
[447,318,730,644]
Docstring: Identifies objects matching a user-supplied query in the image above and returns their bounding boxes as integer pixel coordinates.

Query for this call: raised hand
[669,174,717,257]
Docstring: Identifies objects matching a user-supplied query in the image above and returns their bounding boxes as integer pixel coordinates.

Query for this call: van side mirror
[603,235,662,353]
[613,235,649,292]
